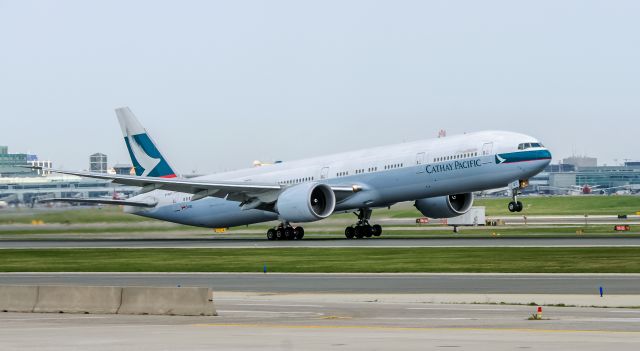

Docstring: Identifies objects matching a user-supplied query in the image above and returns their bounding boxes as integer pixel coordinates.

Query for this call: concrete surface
[118,286,216,316]
[1,292,640,350]
[1,272,638,294]
[2,237,640,248]
[33,285,122,314]
[1,285,216,316]
[0,285,37,312]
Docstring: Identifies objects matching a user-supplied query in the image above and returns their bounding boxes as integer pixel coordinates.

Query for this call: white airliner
[41,107,552,240]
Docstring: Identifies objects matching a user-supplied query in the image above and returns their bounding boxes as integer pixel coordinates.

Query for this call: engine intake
[276,183,336,222]
[414,193,474,219]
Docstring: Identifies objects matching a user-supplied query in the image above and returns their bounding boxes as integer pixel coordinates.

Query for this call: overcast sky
[1,0,639,174]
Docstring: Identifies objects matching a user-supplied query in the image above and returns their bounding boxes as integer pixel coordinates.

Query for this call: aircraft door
[415,152,426,173]
[320,167,330,180]
[482,142,494,156]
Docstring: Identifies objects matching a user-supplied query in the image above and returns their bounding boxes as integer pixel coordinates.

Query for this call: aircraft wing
[35,168,359,206]
[39,198,157,207]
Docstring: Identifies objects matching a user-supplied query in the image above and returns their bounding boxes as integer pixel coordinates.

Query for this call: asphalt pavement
[1,236,640,248]
[1,272,638,294]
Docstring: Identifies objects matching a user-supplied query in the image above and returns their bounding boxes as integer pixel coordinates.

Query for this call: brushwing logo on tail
[125,128,161,177]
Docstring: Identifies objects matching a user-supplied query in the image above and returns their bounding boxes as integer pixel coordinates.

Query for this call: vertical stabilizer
[115,107,177,178]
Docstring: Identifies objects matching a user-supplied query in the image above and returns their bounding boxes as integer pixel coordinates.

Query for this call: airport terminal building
[0,147,138,205]
[536,161,640,194]
[0,175,139,205]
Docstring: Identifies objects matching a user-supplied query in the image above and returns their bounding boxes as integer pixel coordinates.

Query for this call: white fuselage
[128,131,551,228]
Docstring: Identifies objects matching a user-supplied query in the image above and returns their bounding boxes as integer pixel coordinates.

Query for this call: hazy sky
[1,0,639,174]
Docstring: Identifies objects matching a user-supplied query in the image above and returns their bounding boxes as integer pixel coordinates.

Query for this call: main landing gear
[345,208,383,239]
[266,223,304,240]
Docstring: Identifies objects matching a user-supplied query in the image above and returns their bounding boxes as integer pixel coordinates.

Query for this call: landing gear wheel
[355,225,365,239]
[364,225,373,238]
[508,201,524,213]
[276,228,284,240]
[284,227,294,240]
[516,201,523,212]
[267,228,276,241]
[345,226,355,239]
[294,227,305,240]
[372,224,382,237]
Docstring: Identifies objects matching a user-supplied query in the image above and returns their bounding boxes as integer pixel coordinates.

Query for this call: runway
[1,273,638,294]
[2,236,640,248]
[2,293,640,350]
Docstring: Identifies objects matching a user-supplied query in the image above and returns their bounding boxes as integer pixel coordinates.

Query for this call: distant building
[574,166,640,189]
[28,160,53,176]
[545,164,576,173]
[89,153,108,173]
[562,156,597,169]
[0,174,139,205]
[0,146,38,178]
[625,161,640,167]
[548,173,577,189]
[112,164,134,175]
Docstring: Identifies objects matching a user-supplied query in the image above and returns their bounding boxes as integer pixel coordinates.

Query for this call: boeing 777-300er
[40,107,552,240]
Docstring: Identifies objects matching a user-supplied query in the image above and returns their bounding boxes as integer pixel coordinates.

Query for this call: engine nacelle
[414,193,474,219]
[276,182,336,222]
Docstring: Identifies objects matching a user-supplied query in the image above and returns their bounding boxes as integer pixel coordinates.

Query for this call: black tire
[276,228,284,240]
[355,225,365,239]
[284,227,294,240]
[345,227,355,239]
[516,201,524,212]
[508,202,517,213]
[294,227,305,240]
[372,224,382,237]
[364,225,373,238]
[267,229,276,241]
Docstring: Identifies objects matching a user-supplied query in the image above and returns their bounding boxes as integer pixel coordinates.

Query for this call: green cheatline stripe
[496,150,552,164]
[0,247,639,273]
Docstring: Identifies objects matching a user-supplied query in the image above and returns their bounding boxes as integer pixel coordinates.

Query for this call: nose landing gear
[508,180,528,213]
[508,200,523,213]
[345,208,383,239]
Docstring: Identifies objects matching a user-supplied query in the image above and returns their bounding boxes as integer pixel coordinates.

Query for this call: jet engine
[414,193,474,219]
[276,183,336,222]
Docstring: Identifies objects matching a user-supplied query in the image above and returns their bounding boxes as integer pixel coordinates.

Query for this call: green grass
[0,207,150,224]
[0,226,205,235]
[475,196,640,216]
[387,196,640,217]
[1,223,636,237]
[0,196,638,225]
[1,247,639,273]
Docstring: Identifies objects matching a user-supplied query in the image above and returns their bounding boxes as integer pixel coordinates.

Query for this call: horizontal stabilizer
[38,198,157,208]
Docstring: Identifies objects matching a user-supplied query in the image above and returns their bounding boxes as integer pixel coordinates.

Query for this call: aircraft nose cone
[542,149,552,165]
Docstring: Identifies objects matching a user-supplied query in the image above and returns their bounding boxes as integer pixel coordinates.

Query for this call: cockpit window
[518,142,544,150]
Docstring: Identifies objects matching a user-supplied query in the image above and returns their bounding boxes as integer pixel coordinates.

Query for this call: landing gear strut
[508,180,525,213]
[345,208,382,239]
[267,223,304,240]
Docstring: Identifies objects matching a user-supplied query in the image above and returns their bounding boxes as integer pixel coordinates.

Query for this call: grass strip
[1,247,639,273]
[1,196,638,225]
